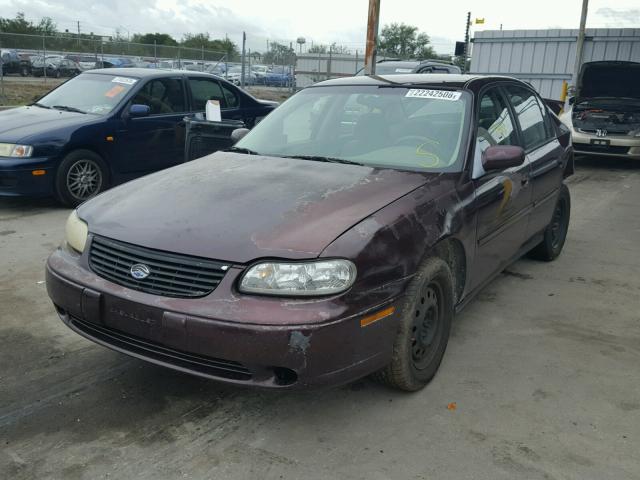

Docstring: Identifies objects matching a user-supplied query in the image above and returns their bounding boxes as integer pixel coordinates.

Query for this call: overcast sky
[1,0,639,54]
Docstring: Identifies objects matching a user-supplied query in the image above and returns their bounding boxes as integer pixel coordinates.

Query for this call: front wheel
[54,150,108,207]
[528,184,571,261]
[372,257,454,391]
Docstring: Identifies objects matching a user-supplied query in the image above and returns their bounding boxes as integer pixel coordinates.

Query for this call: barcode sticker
[405,89,461,101]
[112,76,137,85]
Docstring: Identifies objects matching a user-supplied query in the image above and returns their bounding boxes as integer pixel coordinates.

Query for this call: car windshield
[37,73,137,115]
[237,85,470,172]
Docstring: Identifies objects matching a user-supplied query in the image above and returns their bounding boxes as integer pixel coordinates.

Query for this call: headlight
[239,259,356,296]
[65,210,88,253]
[0,143,34,158]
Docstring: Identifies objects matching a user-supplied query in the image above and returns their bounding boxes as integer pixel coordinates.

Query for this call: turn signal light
[32,170,46,176]
[360,306,395,328]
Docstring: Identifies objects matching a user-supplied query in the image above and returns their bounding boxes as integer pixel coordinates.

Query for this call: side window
[132,78,186,115]
[505,86,549,150]
[221,83,239,108]
[476,88,517,152]
[189,78,225,111]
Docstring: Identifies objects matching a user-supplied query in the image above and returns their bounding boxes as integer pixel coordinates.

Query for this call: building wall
[470,28,640,99]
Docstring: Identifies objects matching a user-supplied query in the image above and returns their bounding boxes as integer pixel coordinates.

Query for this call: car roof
[313,73,520,89]
[84,68,222,79]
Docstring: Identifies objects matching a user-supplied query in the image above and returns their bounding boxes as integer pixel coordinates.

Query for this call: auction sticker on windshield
[112,76,137,85]
[406,89,461,101]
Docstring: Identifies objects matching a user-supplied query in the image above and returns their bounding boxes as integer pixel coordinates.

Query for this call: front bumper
[0,156,57,197]
[46,247,399,389]
[571,130,640,159]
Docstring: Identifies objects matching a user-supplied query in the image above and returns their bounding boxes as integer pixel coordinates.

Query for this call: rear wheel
[528,184,571,261]
[372,257,454,391]
[55,150,108,207]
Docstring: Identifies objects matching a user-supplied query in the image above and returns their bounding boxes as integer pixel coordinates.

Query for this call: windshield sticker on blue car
[112,76,138,85]
[405,89,461,101]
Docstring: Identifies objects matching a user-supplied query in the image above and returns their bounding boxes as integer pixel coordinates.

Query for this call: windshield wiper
[30,102,51,109]
[225,146,260,155]
[282,155,365,166]
[52,105,87,114]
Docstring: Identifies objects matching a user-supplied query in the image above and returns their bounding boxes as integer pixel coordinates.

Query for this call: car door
[188,76,240,119]
[116,76,189,173]
[470,86,533,290]
[503,85,565,239]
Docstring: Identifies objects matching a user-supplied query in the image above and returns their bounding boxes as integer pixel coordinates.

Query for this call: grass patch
[0,80,62,106]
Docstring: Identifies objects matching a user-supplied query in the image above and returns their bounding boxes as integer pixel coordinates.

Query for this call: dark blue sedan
[0,68,277,206]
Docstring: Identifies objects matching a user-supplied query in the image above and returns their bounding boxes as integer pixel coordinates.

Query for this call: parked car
[0,68,278,205]
[265,65,293,87]
[356,59,461,76]
[46,74,573,391]
[0,49,31,76]
[96,57,134,69]
[32,58,82,78]
[251,64,269,84]
[559,61,640,160]
[65,54,99,71]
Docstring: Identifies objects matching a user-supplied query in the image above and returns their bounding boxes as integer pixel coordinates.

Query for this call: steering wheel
[394,135,447,167]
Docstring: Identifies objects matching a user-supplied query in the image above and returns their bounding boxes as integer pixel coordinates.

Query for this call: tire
[54,150,109,207]
[372,257,454,391]
[528,184,571,261]
[54,70,61,78]
[20,66,29,77]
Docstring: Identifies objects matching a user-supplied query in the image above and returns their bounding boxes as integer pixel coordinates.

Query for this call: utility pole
[573,0,589,89]
[364,0,380,75]
[77,20,81,48]
[240,31,246,88]
[464,12,471,62]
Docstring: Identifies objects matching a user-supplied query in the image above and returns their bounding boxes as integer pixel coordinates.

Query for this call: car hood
[79,152,435,263]
[577,61,640,101]
[0,106,97,143]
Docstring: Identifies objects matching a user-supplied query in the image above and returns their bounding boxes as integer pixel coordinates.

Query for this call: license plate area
[102,295,163,339]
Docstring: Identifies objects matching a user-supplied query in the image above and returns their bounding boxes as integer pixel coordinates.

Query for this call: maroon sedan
[47,74,573,391]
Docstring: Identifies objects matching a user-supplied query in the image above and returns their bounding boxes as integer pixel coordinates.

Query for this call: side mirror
[231,128,250,144]
[129,104,150,118]
[482,145,525,171]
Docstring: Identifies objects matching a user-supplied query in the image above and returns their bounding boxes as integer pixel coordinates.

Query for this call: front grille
[577,128,629,135]
[69,315,252,380]
[89,235,228,298]
[574,144,630,155]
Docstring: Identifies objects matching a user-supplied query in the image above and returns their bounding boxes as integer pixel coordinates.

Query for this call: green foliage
[308,43,351,55]
[181,33,239,58]
[263,41,295,65]
[0,12,56,35]
[378,23,436,60]
[132,33,178,46]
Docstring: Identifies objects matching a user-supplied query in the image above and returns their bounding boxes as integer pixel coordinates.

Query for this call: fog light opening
[273,367,298,386]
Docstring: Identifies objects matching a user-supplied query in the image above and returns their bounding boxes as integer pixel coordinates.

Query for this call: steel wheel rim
[411,282,443,370]
[550,198,567,249]
[66,159,102,200]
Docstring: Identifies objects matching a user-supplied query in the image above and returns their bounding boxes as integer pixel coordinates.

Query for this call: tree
[132,33,178,46]
[181,33,239,58]
[263,41,295,65]
[308,44,327,54]
[37,17,57,36]
[378,23,436,59]
[0,12,39,34]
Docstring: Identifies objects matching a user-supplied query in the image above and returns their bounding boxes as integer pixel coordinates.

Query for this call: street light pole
[364,0,380,75]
